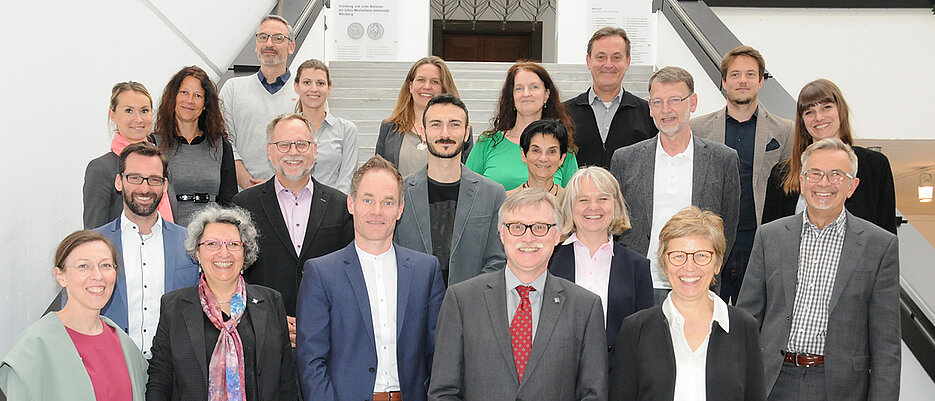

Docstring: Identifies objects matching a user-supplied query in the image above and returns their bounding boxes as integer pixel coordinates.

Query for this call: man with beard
[610,66,740,305]
[692,46,793,304]
[91,141,199,358]
[395,94,506,286]
[220,14,299,189]
[233,113,353,346]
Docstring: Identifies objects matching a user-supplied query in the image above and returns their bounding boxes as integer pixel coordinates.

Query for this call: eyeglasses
[801,169,853,184]
[255,33,290,44]
[502,222,556,237]
[64,262,117,273]
[199,240,245,251]
[648,93,692,110]
[122,174,166,186]
[666,250,715,266]
[269,140,313,153]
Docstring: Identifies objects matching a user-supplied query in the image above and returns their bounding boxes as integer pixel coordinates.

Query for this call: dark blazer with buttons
[736,212,900,400]
[146,284,298,401]
[610,304,766,401]
[548,242,653,365]
[563,88,657,169]
[296,242,445,401]
[232,176,354,316]
[610,136,741,261]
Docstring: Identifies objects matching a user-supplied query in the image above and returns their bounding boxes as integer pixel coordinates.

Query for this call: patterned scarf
[198,274,247,401]
[111,133,175,223]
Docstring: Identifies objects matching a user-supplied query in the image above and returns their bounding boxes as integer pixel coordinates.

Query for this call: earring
[543,103,547,109]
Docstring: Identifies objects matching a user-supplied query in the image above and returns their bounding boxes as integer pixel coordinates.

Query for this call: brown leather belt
[783,352,825,366]
[373,391,402,401]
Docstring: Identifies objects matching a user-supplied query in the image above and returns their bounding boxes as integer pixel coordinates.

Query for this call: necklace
[522,181,557,195]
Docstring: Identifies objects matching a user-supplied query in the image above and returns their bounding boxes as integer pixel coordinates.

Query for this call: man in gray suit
[692,46,794,304]
[610,66,740,304]
[396,94,506,286]
[737,138,900,400]
[428,188,607,401]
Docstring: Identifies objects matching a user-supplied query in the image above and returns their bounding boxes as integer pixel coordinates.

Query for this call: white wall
[712,7,935,141]
[0,0,274,356]
[654,12,726,116]
[324,1,430,61]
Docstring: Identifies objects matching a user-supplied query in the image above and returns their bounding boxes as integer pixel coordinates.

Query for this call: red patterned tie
[510,285,535,382]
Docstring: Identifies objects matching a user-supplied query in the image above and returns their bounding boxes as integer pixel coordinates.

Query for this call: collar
[562,232,615,256]
[174,133,205,145]
[655,132,694,160]
[662,290,730,333]
[120,210,163,235]
[725,106,759,124]
[803,207,848,236]
[257,69,291,85]
[588,86,622,105]
[354,242,395,262]
[504,264,547,292]
[274,174,314,196]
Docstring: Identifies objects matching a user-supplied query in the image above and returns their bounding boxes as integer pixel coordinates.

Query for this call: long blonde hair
[385,56,460,133]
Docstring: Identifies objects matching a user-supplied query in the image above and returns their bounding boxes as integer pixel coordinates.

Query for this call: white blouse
[661,291,730,401]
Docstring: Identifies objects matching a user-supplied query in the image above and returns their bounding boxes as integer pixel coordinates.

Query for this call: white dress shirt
[120,211,166,358]
[564,233,613,323]
[662,290,730,401]
[356,243,400,392]
[648,134,694,289]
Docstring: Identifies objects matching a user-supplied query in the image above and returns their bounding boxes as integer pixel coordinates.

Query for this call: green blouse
[465,131,579,191]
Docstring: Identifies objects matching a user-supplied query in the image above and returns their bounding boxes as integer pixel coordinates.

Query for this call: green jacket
[0,313,147,400]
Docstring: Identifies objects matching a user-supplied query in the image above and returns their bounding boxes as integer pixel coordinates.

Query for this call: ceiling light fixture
[920,171,934,203]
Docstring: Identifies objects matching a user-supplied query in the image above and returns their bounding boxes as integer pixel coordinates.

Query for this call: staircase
[327,61,655,165]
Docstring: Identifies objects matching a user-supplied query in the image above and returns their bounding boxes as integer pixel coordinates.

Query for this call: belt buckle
[194,193,209,203]
[791,352,803,367]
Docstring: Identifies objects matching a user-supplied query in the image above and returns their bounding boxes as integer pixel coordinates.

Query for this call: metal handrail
[663,0,722,69]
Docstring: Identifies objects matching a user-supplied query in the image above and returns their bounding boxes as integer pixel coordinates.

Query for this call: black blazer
[146,284,298,401]
[548,242,653,364]
[762,146,897,234]
[232,177,354,316]
[563,89,657,168]
[610,305,766,401]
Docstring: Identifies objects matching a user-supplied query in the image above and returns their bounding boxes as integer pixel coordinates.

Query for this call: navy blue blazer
[296,242,445,401]
[93,215,200,332]
[548,242,653,363]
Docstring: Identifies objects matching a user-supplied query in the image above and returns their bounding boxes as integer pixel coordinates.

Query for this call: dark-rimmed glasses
[255,33,289,44]
[502,222,555,237]
[649,93,692,110]
[122,174,165,186]
[801,169,853,185]
[666,250,715,266]
[269,140,313,153]
[199,240,244,251]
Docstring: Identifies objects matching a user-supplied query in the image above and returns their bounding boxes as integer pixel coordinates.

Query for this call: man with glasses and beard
[395,94,506,286]
[90,141,199,358]
[232,113,353,346]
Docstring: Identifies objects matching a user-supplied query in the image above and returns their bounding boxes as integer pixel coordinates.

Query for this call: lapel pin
[553,297,560,303]
[251,298,259,304]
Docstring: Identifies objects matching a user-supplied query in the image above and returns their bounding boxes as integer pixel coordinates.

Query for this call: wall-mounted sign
[333,0,398,60]
[589,0,656,65]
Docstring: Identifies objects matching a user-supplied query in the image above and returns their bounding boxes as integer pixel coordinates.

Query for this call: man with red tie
[428,188,608,401]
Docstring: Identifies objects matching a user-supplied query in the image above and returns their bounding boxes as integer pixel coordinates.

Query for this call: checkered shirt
[787,209,847,355]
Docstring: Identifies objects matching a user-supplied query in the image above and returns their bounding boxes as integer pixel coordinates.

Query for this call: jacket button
[369,367,375,373]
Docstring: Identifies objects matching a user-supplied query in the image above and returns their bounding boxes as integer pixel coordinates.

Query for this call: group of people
[0,17,900,401]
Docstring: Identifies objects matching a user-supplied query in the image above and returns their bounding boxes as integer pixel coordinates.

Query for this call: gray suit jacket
[691,106,793,224]
[428,270,608,401]
[395,165,506,285]
[609,135,741,259]
[736,211,900,400]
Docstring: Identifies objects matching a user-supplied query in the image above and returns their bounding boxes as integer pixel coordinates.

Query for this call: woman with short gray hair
[147,205,297,400]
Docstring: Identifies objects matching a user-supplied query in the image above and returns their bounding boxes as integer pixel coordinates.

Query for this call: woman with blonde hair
[549,166,652,365]
[375,56,472,176]
[293,59,358,193]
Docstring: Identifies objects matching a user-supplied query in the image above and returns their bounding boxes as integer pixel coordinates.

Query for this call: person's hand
[287,315,297,348]
[247,177,266,187]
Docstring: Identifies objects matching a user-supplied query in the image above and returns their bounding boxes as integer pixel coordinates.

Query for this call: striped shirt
[787,209,847,355]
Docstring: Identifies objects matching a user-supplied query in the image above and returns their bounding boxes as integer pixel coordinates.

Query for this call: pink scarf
[111,133,174,223]
[198,274,248,401]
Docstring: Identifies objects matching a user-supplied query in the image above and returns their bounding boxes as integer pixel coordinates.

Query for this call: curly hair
[184,205,260,270]
[154,66,229,155]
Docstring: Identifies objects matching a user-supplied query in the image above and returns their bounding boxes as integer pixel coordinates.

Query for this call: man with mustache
[692,46,794,304]
[233,113,353,346]
[395,94,506,286]
[90,141,199,358]
[220,15,298,189]
[429,188,607,401]
[610,66,740,305]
